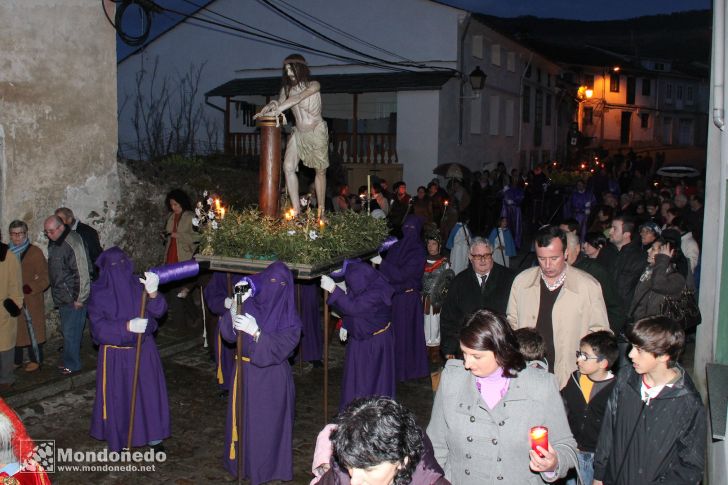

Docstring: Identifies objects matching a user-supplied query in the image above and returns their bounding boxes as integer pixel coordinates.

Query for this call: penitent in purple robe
[220,261,301,485]
[378,215,430,382]
[204,272,236,391]
[328,261,396,410]
[88,247,170,452]
[500,185,525,248]
[564,189,597,241]
[296,281,322,362]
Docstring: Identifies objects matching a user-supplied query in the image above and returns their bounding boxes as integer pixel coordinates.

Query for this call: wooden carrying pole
[127,292,148,449]
[257,116,282,218]
[323,289,330,423]
[235,293,245,485]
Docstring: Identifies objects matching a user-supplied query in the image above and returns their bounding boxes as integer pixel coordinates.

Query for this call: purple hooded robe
[296,281,322,362]
[204,272,236,391]
[220,261,301,484]
[500,185,524,248]
[88,247,170,452]
[564,188,597,241]
[378,215,430,382]
[328,261,396,410]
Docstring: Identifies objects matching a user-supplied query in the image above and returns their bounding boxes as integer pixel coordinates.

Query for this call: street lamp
[577,85,593,132]
[460,66,487,99]
[469,66,487,91]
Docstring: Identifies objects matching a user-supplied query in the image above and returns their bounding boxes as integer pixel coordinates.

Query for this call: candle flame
[530,428,547,439]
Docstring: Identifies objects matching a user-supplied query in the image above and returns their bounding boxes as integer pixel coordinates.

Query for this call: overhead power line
[257,0,457,73]
[169,0,417,73]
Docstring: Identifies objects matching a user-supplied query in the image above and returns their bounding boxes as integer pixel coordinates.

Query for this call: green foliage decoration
[200,208,389,266]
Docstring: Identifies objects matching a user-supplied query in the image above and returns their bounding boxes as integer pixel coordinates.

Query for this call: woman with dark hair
[163,189,199,298]
[427,310,577,484]
[582,231,617,270]
[333,184,351,212]
[312,396,449,485]
[627,236,687,324]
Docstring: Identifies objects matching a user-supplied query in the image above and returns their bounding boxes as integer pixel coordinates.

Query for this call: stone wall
[0,1,119,336]
[0,0,119,247]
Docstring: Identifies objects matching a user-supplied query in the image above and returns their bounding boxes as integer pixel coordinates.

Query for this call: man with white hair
[439,237,515,359]
[565,232,625,334]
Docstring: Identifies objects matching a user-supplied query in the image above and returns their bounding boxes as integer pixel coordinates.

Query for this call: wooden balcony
[226,131,398,164]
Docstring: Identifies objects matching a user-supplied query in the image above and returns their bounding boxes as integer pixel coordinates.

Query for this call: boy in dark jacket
[562,331,618,485]
[593,316,706,485]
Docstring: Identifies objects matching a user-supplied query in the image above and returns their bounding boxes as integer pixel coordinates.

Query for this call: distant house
[560,46,709,164]
[473,12,711,168]
[117,0,569,189]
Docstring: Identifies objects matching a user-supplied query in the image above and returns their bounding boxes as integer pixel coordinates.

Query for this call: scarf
[475,367,510,409]
[8,239,29,259]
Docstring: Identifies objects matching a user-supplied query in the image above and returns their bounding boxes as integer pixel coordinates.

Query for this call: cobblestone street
[16,335,435,484]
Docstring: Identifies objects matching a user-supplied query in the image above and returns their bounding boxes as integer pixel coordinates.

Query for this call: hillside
[475,10,712,64]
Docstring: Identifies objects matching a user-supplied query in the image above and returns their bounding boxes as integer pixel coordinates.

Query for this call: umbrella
[656,166,701,178]
[433,163,472,180]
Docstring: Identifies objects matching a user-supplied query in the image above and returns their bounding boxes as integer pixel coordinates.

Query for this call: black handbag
[660,287,702,330]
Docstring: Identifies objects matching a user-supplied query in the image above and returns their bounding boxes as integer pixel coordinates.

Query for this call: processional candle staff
[440,199,449,225]
[367,175,371,215]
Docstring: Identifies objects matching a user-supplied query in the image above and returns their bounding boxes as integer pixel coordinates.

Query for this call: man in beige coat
[507,226,609,388]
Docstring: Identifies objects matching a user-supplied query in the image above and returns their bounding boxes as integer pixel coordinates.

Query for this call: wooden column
[256,116,282,217]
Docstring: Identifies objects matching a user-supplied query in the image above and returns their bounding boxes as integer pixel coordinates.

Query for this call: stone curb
[5,337,202,409]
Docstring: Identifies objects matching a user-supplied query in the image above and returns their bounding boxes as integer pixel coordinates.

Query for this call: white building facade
[117,0,568,190]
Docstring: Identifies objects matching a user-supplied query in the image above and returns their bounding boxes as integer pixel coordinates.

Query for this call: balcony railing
[226,132,398,164]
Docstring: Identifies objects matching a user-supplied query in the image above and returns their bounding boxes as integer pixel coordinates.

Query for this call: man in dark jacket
[565,233,625,334]
[55,207,102,278]
[593,316,706,485]
[609,215,645,308]
[439,237,514,358]
[608,215,645,368]
[44,215,91,374]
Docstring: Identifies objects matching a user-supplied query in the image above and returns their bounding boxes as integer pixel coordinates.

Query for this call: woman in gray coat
[427,310,577,484]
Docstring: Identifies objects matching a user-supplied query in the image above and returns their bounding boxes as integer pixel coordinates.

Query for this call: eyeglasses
[470,253,493,262]
[9,231,26,237]
[576,351,601,362]
[44,226,61,236]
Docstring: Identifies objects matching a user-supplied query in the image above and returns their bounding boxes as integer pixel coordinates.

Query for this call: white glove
[320,275,336,293]
[139,272,159,294]
[224,297,233,310]
[370,255,383,265]
[339,327,348,342]
[335,281,347,293]
[128,317,148,334]
[233,313,259,337]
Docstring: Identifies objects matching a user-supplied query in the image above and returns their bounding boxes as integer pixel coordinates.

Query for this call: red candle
[530,426,548,457]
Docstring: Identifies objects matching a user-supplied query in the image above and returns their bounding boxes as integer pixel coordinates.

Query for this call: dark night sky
[117,0,713,60]
[438,0,711,20]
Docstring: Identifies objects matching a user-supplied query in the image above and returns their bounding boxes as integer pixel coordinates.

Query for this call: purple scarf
[475,367,510,409]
